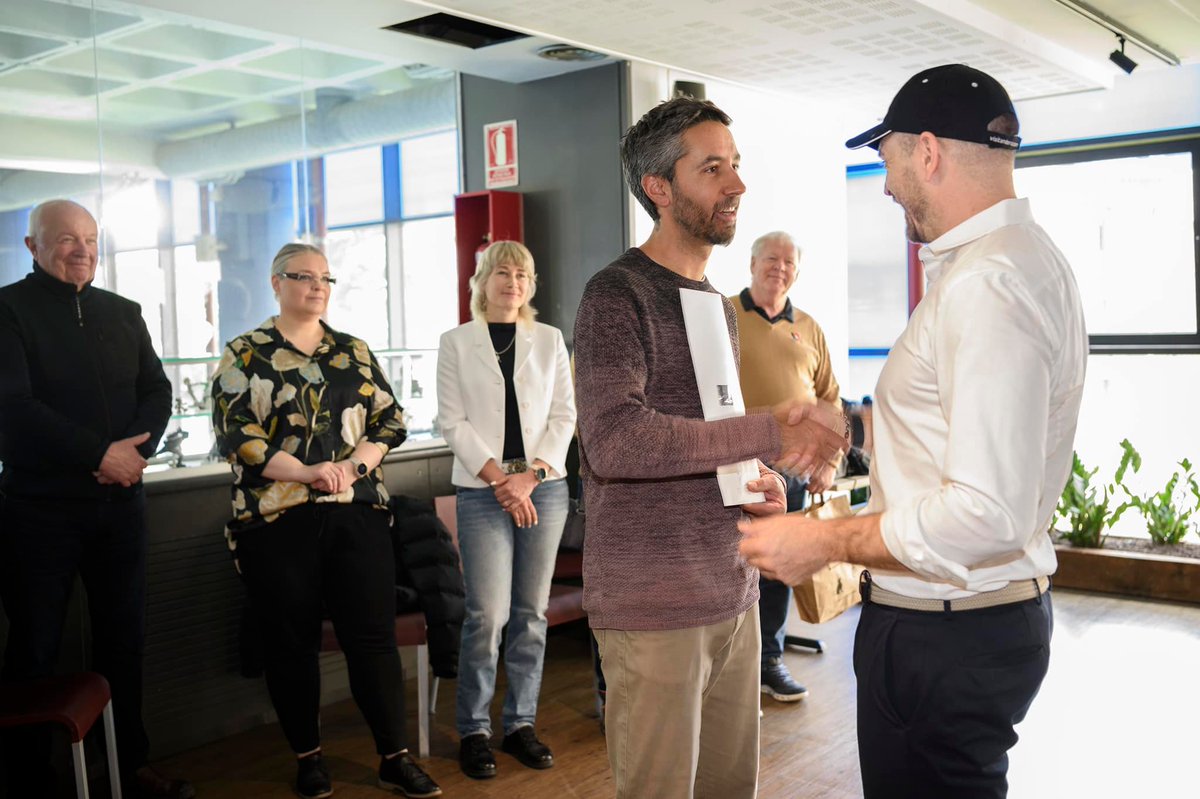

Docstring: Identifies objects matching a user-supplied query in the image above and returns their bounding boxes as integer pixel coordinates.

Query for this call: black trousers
[235,503,406,756]
[853,589,1053,799]
[0,491,151,784]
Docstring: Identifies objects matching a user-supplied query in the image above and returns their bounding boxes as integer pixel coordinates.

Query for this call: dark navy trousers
[854,587,1053,799]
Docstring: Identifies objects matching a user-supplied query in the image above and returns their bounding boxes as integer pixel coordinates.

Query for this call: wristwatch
[533,466,548,483]
[349,457,368,478]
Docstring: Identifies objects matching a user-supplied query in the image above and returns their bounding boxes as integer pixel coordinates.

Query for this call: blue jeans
[455,479,568,737]
[760,476,807,663]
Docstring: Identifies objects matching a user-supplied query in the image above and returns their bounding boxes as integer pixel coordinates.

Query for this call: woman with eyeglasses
[436,241,576,780]
[211,242,441,799]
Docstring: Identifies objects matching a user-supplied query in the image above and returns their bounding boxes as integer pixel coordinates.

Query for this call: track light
[1109,35,1137,74]
[1051,0,1179,68]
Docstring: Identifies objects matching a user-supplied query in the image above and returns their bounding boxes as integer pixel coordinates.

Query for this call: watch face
[535,467,547,481]
[357,462,369,476]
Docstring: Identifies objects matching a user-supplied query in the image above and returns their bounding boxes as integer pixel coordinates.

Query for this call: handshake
[770,400,849,489]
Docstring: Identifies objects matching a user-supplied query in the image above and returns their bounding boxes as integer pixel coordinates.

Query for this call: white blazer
[436,319,577,488]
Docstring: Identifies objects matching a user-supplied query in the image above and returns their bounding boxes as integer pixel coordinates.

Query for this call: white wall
[1017,63,1200,144]
[625,63,851,393]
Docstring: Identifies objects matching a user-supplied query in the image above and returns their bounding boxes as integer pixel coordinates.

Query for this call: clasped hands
[735,401,853,584]
[492,471,539,528]
[772,399,848,487]
[304,459,361,495]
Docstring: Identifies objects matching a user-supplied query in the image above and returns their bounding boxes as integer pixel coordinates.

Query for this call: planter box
[1054,545,1200,604]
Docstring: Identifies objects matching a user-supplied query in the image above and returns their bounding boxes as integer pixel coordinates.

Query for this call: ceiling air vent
[536,44,606,62]
[384,13,529,49]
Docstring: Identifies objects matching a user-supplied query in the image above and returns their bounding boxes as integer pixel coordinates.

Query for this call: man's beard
[671,185,736,246]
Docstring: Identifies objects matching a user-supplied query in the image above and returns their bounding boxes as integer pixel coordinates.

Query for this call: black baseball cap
[845,64,1020,151]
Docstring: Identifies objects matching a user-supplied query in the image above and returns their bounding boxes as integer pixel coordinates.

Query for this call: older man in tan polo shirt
[732,230,842,703]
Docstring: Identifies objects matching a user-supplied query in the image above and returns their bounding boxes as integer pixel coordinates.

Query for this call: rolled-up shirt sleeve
[879,270,1052,586]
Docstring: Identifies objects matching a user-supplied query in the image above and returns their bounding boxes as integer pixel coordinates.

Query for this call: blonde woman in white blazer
[436,241,576,780]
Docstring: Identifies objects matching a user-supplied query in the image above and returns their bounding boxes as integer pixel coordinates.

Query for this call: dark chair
[0,672,122,799]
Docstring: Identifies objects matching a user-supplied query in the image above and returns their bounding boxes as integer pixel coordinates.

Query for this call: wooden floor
[136,590,1200,797]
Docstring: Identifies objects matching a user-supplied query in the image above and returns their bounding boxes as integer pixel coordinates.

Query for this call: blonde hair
[271,242,325,276]
[470,240,538,324]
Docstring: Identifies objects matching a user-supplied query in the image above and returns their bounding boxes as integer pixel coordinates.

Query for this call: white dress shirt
[865,198,1088,599]
[436,319,576,488]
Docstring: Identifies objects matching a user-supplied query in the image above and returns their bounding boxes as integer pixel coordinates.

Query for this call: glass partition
[1,0,461,468]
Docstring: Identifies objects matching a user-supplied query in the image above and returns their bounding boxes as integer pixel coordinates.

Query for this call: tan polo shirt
[731,288,841,412]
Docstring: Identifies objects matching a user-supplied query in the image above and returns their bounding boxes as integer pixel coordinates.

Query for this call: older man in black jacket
[0,199,191,798]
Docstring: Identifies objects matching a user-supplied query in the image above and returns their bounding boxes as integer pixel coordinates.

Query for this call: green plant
[1056,452,1114,548]
[1111,439,1200,545]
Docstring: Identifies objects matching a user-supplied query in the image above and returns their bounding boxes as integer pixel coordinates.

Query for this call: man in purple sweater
[574,97,847,799]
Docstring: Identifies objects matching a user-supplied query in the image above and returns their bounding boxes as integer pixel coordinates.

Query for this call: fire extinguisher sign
[484,120,518,189]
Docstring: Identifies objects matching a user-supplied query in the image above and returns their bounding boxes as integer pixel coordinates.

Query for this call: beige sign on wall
[485,119,518,189]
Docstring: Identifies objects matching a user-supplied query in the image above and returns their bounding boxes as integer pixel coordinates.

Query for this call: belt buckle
[505,458,528,475]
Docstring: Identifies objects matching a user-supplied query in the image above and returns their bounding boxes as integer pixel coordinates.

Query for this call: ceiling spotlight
[1109,35,1138,74]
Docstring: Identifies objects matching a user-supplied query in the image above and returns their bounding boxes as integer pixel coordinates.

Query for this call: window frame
[1015,128,1200,355]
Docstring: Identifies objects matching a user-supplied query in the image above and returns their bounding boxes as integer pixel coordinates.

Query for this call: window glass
[114,248,165,353]
[400,132,458,218]
[173,244,220,357]
[1071,354,1200,540]
[325,225,389,350]
[1016,151,1196,336]
[400,216,458,349]
[106,180,161,251]
[0,2,462,463]
[846,171,909,349]
[172,180,201,245]
[324,146,384,227]
[846,355,888,406]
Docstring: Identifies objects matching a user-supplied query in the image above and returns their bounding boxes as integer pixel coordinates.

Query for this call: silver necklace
[493,333,516,360]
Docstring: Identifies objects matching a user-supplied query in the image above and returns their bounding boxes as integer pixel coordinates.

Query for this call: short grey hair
[470,240,538,324]
[270,242,325,276]
[620,97,733,222]
[750,231,801,261]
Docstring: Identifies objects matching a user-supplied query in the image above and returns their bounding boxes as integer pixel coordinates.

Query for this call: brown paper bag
[791,495,864,624]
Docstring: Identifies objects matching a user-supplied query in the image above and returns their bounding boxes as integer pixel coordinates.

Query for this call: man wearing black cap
[739,64,1088,798]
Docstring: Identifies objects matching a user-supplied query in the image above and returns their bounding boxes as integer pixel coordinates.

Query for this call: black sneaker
[761,657,808,702]
[459,733,497,780]
[501,725,554,770]
[378,753,441,797]
[295,752,332,799]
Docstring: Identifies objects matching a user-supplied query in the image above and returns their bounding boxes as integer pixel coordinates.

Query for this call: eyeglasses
[280,272,337,286]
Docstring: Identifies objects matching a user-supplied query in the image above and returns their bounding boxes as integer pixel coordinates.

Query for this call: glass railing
[156,348,441,468]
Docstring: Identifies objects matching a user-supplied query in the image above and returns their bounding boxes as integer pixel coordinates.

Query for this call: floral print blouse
[211,317,406,545]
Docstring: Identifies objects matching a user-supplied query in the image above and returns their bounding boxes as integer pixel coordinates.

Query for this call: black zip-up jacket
[0,262,172,500]
[391,496,466,679]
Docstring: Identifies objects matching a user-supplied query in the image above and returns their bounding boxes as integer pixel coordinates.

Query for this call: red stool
[0,672,122,799]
